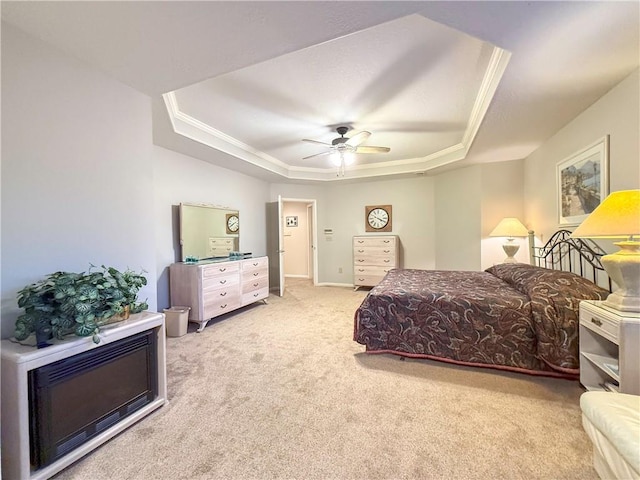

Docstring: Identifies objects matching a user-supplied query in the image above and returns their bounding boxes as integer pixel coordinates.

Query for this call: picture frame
[556,135,609,226]
[285,216,298,227]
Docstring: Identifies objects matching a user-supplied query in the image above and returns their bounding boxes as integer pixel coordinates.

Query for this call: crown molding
[162,44,510,182]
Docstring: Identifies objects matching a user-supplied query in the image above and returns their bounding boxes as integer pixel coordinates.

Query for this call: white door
[266,195,285,296]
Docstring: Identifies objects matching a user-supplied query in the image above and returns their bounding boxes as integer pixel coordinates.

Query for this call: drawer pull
[220,304,228,309]
[358,249,364,253]
[253,282,259,287]
[384,250,390,253]
[358,278,365,281]
[253,272,259,276]
[384,259,390,263]
[220,292,227,297]
[219,268,226,272]
[253,293,259,297]
[253,262,259,266]
[220,279,227,284]
[357,240,364,244]
[357,259,365,263]
[358,269,364,272]
[383,240,390,243]
[591,317,603,327]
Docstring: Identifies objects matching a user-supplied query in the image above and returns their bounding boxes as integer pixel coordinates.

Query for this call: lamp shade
[571,190,640,239]
[489,218,529,238]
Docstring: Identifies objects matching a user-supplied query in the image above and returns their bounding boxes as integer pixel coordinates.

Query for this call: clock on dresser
[365,205,392,232]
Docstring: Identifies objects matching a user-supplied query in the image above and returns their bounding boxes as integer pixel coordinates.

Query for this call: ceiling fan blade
[346,131,371,147]
[302,151,333,160]
[356,146,390,154]
[302,139,332,146]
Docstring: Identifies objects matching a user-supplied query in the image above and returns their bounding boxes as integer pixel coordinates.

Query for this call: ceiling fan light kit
[302,126,391,176]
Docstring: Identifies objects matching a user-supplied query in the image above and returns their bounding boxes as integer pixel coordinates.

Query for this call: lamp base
[602,241,640,313]
[502,243,520,264]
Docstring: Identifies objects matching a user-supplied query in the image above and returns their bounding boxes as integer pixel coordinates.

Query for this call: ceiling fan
[302,126,390,160]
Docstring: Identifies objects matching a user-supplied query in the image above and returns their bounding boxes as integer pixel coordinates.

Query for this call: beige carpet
[55,278,597,480]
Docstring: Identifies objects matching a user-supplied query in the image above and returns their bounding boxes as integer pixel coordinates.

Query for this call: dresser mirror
[179,203,239,261]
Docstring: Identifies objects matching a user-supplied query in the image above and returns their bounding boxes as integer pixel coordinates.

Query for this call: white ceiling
[3,1,639,183]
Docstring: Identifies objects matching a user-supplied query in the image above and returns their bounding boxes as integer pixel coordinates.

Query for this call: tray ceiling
[3,2,638,183]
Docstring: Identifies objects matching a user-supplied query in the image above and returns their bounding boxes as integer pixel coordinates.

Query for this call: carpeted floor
[54,278,597,479]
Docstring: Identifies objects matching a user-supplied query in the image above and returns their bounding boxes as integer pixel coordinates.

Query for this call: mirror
[179,203,239,261]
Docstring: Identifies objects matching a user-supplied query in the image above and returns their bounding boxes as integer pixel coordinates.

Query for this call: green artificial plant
[14,265,148,344]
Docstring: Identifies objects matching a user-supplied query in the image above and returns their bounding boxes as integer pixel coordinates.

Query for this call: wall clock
[365,205,392,232]
[225,213,239,234]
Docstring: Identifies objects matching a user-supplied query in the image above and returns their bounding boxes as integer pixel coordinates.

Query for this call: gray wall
[1,24,157,337]
[2,22,638,339]
[524,69,640,244]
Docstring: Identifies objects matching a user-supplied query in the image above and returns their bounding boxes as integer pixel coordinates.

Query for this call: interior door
[266,196,285,296]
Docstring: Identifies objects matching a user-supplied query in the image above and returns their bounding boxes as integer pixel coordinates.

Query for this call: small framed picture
[285,216,298,227]
[556,136,609,226]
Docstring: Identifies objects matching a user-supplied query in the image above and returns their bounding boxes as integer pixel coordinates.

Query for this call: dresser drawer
[353,237,397,248]
[202,262,240,278]
[242,267,268,283]
[353,275,384,287]
[354,254,396,267]
[354,266,394,276]
[242,276,269,293]
[203,272,239,290]
[581,303,619,344]
[242,287,269,305]
[204,296,242,319]
[353,246,396,256]
[242,257,269,272]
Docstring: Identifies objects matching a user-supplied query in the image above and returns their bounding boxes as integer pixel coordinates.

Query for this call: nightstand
[579,300,640,395]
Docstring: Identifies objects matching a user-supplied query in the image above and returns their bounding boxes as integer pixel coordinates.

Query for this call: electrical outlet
[338,267,343,274]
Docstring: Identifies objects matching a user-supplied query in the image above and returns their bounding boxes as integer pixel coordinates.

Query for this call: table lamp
[489,217,530,263]
[571,189,640,312]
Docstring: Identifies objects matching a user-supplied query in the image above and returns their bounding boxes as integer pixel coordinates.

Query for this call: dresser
[579,300,640,395]
[207,237,236,257]
[353,235,399,290]
[169,256,269,332]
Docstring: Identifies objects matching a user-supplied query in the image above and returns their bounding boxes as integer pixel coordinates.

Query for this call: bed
[353,230,611,378]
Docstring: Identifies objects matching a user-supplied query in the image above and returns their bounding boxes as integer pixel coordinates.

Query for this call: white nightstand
[579,300,640,395]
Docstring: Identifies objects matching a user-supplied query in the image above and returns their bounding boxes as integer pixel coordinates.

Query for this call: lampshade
[571,189,640,239]
[489,218,529,238]
[571,189,640,313]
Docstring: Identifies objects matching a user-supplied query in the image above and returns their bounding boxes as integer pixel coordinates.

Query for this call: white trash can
[163,306,190,337]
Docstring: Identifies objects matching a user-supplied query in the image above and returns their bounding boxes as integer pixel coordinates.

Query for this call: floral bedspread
[353,264,609,377]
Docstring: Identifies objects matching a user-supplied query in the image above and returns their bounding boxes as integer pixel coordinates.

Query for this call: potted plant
[14,265,148,345]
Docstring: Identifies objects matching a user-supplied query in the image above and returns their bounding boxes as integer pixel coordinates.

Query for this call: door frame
[282,197,318,286]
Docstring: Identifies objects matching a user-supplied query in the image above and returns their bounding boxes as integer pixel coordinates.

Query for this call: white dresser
[169,256,269,332]
[353,235,399,290]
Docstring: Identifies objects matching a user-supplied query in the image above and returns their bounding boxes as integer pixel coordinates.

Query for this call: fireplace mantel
[1,311,167,480]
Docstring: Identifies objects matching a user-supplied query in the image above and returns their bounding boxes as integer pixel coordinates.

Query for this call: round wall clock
[365,205,392,232]
[226,214,239,234]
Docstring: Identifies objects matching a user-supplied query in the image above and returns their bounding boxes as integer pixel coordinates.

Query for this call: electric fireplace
[1,311,167,480]
[28,330,158,469]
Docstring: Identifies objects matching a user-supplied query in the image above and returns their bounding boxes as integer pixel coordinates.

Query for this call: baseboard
[316,282,354,288]
[284,274,311,279]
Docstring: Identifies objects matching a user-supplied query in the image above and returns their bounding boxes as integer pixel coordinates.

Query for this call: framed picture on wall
[556,135,609,226]
[285,216,298,227]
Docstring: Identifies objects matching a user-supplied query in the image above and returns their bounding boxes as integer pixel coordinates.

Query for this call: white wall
[524,69,640,243]
[480,160,528,269]
[1,23,157,338]
[434,166,482,270]
[153,146,270,309]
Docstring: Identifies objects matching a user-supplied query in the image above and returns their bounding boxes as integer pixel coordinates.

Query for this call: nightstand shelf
[579,300,640,395]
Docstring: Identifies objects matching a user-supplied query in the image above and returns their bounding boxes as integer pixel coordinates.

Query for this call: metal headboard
[528,229,612,292]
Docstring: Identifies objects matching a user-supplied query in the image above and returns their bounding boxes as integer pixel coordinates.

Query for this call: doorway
[266,196,317,296]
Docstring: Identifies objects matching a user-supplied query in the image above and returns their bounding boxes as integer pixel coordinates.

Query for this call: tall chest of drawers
[169,256,269,332]
[353,235,399,290]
